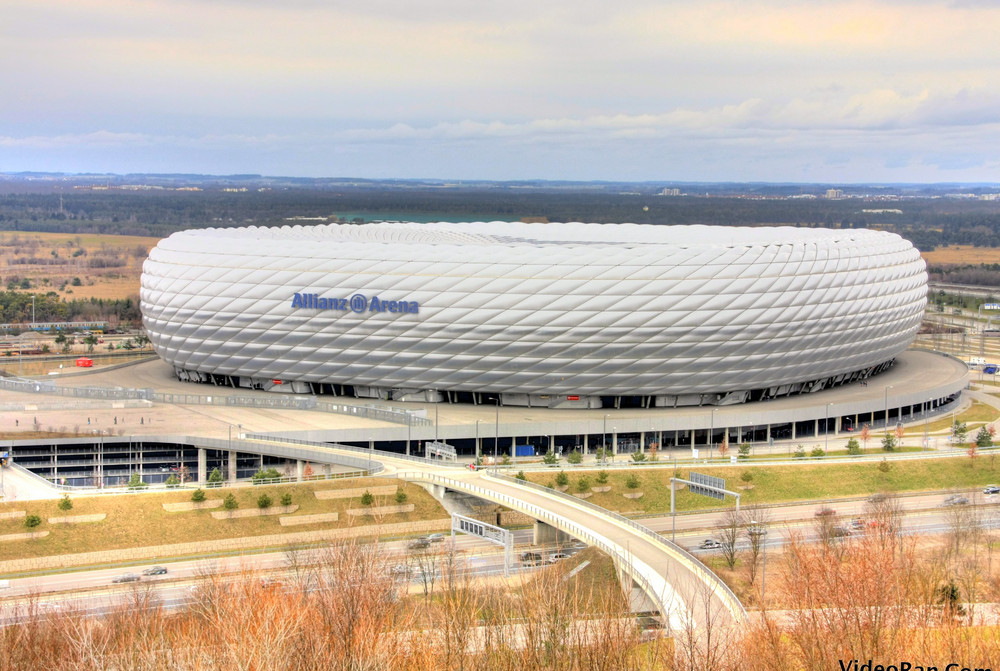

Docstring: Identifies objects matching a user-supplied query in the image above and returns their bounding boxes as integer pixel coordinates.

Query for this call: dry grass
[0,478,443,562]
[921,244,1000,266]
[0,231,156,301]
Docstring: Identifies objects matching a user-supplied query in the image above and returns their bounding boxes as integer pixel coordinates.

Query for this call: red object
[75,358,93,368]
[567,395,580,401]
[272,379,283,385]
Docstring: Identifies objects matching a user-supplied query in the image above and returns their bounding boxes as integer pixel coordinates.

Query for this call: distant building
[659,188,681,196]
[825,189,844,199]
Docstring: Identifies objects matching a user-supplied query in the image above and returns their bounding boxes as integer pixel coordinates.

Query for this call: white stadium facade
[140,221,928,410]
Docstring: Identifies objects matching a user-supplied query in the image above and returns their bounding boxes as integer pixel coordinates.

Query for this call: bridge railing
[483,472,746,623]
[397,470,671,620]
[244,433,462,468]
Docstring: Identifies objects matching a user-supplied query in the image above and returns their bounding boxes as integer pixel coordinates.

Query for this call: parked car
[983,485,1000,495]
[112,573,140,584]
[141,566,168,576]
[698,539,722,550]
[548,553,569,563]
[942,494,970,507]
[408,538,431,550]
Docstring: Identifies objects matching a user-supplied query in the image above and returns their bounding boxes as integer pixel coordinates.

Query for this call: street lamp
[475,419,482,462]
[884,385,894,430]
[603,414,609,463]
[825,402,832,454]
[368,436,373,471]
[710,408,716,459]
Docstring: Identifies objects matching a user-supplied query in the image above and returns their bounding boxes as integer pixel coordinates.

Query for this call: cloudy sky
[2,0,1000,182]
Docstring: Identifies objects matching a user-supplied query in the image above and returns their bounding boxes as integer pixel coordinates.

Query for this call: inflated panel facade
[140,222,927,398]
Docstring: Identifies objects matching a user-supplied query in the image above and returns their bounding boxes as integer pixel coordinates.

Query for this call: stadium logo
[291,292,419,314]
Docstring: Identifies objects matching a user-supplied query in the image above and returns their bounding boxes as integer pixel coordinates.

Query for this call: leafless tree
[716,506,741,569]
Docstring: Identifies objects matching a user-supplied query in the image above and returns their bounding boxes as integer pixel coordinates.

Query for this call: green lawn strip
[526,453,1000,514]
[0,477,442,562]
[921,401,997,433]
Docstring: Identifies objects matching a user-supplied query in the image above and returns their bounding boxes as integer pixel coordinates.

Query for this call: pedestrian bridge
[397,468,746,636]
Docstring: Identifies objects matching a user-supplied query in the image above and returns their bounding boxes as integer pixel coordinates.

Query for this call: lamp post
[406,415,411,456]
[611,426,616,462]
[884,385,893,431]
[825,402,832,454]
[368,436,373,472]
[924,398,931,450]
[710,408,716,459]
[603,414,609,463]
[475,419,482,462]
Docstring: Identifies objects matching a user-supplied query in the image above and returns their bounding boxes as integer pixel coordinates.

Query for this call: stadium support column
[549,435,555,453]
[612,430,618,456]
[296,459,304,481]
[228,451,237,483]
[197,448,206,484]
[583,434,588,454]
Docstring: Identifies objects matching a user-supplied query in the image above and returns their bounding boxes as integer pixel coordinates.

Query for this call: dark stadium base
[171,358,897,410]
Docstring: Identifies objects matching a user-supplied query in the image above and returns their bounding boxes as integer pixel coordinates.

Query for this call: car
[408,538,431,550]
[112,573,140,584]
[548,553,569,563]
[747,524,768,537]
[141,566,168,576]
[983,485,1000,495]
[831,526,851,538]
[942,494,970,507]
[390,564,412,577]
[814,507,836,517]
[849,518,866,530]
[426,533,445,543]
[519,551,543,566]
[698,539,722,550]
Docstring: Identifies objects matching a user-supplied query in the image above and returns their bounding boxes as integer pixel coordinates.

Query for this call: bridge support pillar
[416,482,447,502]
[228,450,237,483]
[533,520,569,545]
[197,448,206,484]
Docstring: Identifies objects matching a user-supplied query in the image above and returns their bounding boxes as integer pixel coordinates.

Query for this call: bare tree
[716,506,741,569]
[741,505,772,589]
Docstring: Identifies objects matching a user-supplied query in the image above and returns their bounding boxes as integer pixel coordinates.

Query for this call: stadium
[140,221,928,410]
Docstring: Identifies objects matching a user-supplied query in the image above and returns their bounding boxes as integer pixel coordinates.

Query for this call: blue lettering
[318,297,329,309]
[291,293,303,308]
[387,300,398,313]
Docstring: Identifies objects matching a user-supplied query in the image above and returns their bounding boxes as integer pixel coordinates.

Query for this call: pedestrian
[14,419,18,427]
[140,417,144,425]
[87,417,90,425]
[114,416,117,425]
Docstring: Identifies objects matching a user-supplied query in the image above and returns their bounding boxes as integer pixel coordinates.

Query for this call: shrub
[58,494,73,511]
[127,473,148,490]
[596,470,609,484]
[738,443,751,459]
[878,458,891,473]
[793,446,806,459]
[208,468,224,486]
[500,453,512,466]
[576,476,591,493]
[257,493,273,509]
[631,452,646,462]
[281,492,293,506]
[881,433,897,452]
[566,449,583,465]
[976,425,993,448]
[165,474,180,488]
[555,471,569,486]
[515,470,527,481]
[223,493,238,510]
[810,447,826,458]
[191,488,206,503]
[542,450,559,465]
[24,515,42,529]
[740,471,753,483]
[252,467,282,484]
[394,490,407,504]
[360,490,374,506]
[625,474,640,489]
[846,437,862,455]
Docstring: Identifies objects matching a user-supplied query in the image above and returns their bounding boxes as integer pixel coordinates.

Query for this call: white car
[548,553,569,563]
[698,539,722,550]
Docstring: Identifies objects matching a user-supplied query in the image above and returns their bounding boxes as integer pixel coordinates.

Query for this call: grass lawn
[0,477,444,562]
[921,400,997,433]
[525,452,1000,515]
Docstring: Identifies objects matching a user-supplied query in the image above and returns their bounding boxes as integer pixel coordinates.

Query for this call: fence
[244,433,461,468]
